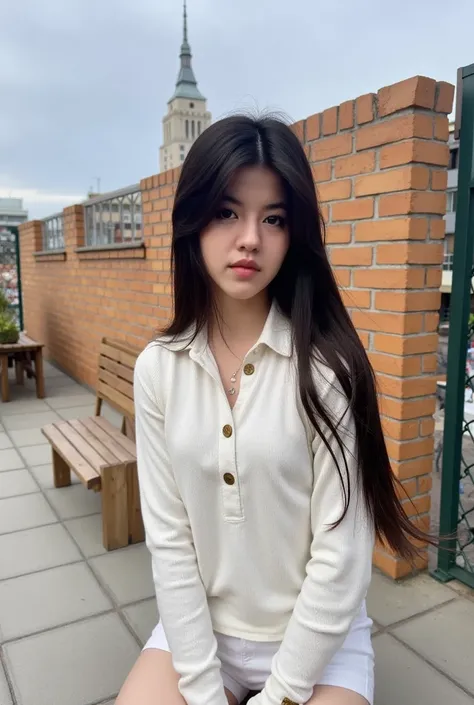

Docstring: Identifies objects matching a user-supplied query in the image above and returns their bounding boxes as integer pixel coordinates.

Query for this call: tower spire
[169,0,205,102]
[183,0,188,45]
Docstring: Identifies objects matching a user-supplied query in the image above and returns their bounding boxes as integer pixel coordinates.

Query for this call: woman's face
[200,166,290,303]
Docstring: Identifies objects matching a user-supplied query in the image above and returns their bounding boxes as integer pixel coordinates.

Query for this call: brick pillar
[63,204,85,250]
[18,220,43,334]
[297,76,455,578]
[140,167,179,329]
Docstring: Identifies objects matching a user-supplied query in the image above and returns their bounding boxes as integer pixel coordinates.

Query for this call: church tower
[159,0,212,172]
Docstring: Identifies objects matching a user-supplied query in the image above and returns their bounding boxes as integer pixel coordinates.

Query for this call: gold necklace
[228,362,243,396]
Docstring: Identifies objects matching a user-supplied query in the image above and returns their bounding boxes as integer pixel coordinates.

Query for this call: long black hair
[166,114,432,561]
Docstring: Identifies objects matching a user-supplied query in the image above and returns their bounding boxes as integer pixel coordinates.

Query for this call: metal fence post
[433,63,474,586]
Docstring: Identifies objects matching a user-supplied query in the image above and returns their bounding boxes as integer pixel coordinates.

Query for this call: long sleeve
[134,348,228,705]
[249,375,375,705]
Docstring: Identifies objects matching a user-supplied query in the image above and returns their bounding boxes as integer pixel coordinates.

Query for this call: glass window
[185,120,189,139]
[191,120,195,139]
[180,145,184,151]
[198,121,201,135]
[447,191,458,213]
[180,154,184,161]
[449,148,459,170]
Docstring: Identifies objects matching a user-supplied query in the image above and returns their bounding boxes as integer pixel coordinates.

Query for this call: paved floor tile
[0,469,38,499]
[65,514,107,557]
[8,428,47,447]
[2,411,60,432]
[58,406,96,421]
[47,394,95,410]
[0,400,51,417]
[90,544,154,606]
[43,360,66,373]
[30,463,79,490]
[123,599,158,645]
[46,381,88,394]
[0,523,82,581]
[0,494,57,535]
[393,598,474,697]
[367,570,455,626]
[102,405,122,428]
[0,562,112,641]
[45,483,101,519]
[374,634,473,705]
[4,613,140,705]
[0,448,24,472]
[19,444,52,467]
[0,433,13,450]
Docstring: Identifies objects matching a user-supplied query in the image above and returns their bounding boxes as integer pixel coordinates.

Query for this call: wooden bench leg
[101,464,129,550]
[34,349,45,398]
[127,462,145,544]
[0,354,10,402]
[53,449,71,488]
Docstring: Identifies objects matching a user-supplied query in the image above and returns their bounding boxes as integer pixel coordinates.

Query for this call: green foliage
[0,287,19,343]
[0,288,10,314]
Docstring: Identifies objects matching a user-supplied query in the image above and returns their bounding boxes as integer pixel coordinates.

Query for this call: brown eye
[216,208,237,220]
[265,215,286,228]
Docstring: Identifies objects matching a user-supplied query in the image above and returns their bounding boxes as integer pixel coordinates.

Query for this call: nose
[236,217,260,252]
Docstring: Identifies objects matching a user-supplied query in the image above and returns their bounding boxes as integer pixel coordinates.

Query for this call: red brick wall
[20,75,454,578]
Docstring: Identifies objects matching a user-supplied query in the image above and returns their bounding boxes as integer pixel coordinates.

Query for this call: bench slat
[98,368,134,401]
[80,417,136,463]
[57,421,111,472]
[94,416,137,455]
[99,356,134,384]
[99,343,137,370]
[42,423,101,489]
[97,381,135,418]
[69,419,120,466]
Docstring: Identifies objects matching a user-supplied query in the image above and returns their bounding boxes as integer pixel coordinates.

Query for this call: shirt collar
[160,299,293,359]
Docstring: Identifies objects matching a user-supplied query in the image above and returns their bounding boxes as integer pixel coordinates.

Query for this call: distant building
[0,198,28,230]
[440,122,459,321]
[159,0,211,172]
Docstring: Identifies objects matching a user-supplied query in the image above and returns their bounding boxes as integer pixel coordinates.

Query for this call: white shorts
[144,602,374,704]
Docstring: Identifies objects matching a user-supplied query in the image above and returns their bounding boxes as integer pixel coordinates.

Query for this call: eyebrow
[222,194,287,211]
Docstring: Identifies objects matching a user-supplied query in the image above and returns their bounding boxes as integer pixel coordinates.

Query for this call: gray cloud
[1,0,473,218]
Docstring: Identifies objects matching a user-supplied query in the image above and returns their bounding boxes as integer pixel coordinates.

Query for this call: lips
[230,259,260,271]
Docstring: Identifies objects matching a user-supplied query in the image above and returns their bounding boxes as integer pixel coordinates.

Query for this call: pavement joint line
[372,595,459,633]
[0,489,42,502]
[0,519,60,538]
[0,558,85,585]
[389,630,474,700]
[0,644,18,705]
[0,607,118,647]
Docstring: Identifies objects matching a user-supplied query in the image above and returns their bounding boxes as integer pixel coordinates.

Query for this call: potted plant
[0,288,19,344]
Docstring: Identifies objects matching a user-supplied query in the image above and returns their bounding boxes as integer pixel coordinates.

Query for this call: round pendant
[230,375,237,383]
[229,387,236,395]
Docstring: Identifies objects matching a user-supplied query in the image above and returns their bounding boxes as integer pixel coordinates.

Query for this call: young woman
[117,115,427,705]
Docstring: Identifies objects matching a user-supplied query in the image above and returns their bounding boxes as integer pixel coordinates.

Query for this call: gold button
[281,699,298,705]
[223,472,235,485]
[222,424,233,438]
[243,363,255,376]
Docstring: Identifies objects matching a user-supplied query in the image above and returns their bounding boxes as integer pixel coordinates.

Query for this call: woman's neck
[209,292,270,351]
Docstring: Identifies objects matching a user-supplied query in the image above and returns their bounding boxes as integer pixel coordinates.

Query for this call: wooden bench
[42,338,145,551]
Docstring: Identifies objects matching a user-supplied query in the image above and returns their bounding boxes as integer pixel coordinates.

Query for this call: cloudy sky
[1,0,473,219]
